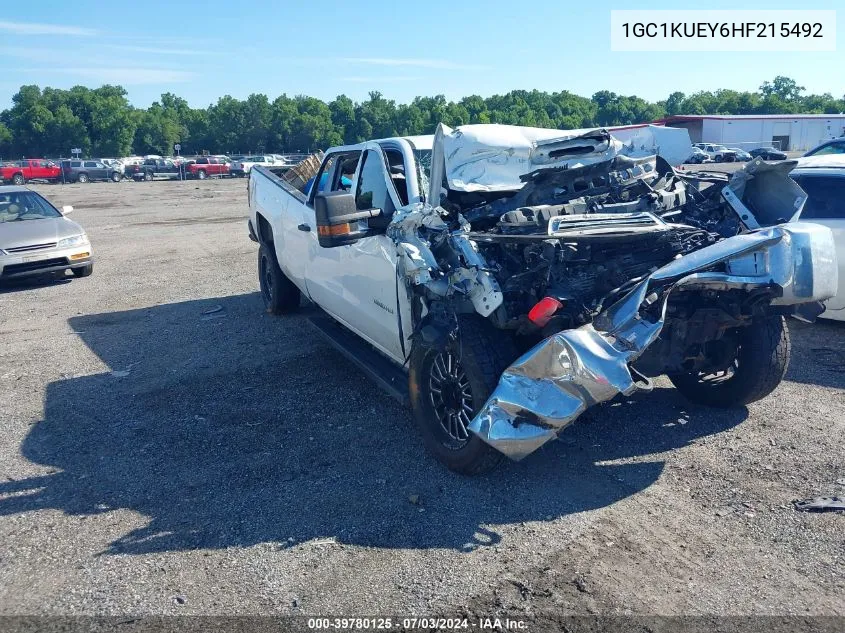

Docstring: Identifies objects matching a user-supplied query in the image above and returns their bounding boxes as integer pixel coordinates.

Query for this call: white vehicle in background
[693,143,737,162]
[100,159,125,177]
[791,155,845,321]
[121,156,145,168]
[729,148,752,162]
[231,155,278,178]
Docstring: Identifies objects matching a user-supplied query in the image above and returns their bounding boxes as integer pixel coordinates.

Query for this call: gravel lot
[0,179,843,624]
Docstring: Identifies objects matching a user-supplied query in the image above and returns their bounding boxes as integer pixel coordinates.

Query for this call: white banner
[611,10,836,52]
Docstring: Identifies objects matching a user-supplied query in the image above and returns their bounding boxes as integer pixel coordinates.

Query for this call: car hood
[0,217,84,250]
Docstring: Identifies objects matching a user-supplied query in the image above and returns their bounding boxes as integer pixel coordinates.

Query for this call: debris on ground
[794,497,845,513]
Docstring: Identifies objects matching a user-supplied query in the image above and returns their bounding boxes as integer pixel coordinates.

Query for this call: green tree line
[0,76,841,159]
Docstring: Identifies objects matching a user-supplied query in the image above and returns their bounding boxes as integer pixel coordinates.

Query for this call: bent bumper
[469,222,837,460]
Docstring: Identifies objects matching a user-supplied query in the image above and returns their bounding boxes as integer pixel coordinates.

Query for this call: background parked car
[187,156,230,180]
[230,155,277,177]
[684,147,712,164]
[749,147,788,161]
[0,159,61,184]
[729,148,752,161]
[791,155,845,321]
[100,158,125,176]
[60,160,123,183]
[804,136,845,157]
[693,143,737,162]
[126,158,185,181]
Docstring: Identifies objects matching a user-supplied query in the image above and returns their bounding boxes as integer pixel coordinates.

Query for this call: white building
[659,114,845,152]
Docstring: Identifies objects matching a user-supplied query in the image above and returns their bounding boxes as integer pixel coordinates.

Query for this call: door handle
[297,223,311,232]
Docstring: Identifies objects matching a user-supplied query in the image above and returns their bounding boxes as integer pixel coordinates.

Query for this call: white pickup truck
[247,123,837,474]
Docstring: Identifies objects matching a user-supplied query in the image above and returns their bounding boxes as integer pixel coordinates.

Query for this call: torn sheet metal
[469,222,837,460]
[387,202,504,314]
[723,157,806,228]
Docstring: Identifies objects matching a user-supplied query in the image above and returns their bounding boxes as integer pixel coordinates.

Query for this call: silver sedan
[0,186,93,281]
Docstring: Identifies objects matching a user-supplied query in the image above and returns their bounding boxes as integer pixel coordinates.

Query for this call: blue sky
[1,0,841,109]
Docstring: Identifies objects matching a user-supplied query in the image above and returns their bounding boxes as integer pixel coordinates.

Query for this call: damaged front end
[389,124,838,461]
[469,222,836,459]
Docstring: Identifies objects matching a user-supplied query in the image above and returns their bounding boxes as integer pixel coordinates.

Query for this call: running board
[306,312,409,405]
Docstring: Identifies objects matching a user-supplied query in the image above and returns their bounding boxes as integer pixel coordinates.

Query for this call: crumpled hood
[0,217,84,250]
[427,122,694,199]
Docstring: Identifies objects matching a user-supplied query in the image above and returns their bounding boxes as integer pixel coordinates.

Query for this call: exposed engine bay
[410,145,786,342]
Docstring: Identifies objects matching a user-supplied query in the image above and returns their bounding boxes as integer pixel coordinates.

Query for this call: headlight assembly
[57,234,89,248]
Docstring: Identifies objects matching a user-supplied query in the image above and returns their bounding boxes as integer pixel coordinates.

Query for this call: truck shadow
[0,292,747,554]
[784,319,845,390]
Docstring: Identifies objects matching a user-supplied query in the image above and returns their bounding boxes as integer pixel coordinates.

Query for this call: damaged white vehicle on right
[247,124,837,474]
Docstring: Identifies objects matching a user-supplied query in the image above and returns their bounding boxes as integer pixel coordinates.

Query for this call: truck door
[306,146,406,362]
[793,173,845,316]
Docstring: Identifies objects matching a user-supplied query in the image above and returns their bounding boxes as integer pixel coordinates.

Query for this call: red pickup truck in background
[0,159,62,184]
[186,156,230,180]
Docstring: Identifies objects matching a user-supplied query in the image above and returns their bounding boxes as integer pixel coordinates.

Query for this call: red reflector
[528,297,563,327]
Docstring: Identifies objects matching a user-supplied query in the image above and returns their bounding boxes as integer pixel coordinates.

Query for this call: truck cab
[189,157,230,179]
[0,159,61,184]
[250,137,430,361]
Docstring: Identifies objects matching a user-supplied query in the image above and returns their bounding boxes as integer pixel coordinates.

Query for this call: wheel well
[256,214,273,244]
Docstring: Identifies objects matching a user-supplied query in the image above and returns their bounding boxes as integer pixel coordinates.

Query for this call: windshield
[0,191,62,223]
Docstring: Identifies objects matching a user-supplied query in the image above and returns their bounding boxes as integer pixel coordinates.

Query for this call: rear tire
[409,315,517,475]
[258,242,300,314]
[197,170,207,180]
[111,172,122,182]
[72,264,93,278]
[669,315,790,407]
[144,172,153,182]
[12,173,25,185]
[77,173,89,183]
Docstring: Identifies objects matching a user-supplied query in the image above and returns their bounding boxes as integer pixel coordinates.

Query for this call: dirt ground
[0,179,843,628]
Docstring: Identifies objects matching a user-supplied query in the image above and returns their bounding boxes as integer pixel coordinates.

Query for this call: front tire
[409,315,517,475]
[112,172,122,182]
[144,172,153,182]
[669,315,790,407]
[197,169,207,180]
[258,242,300,314]
[77,173,89,183]
[72,264,93,278]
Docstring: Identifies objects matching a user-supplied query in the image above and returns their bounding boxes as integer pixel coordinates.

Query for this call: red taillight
[528,297,563,327]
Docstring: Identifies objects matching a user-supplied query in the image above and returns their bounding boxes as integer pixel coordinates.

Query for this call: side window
[307,152,361,200]
[355,150,395,214]
[384,149,409,205]
[71,161,82,168]
[810,143,845,156]
[40,161,50,168]
[794,176,845,219]
[84,161,97,168]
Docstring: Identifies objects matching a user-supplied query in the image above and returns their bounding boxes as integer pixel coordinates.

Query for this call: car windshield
[0,191,62,223]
